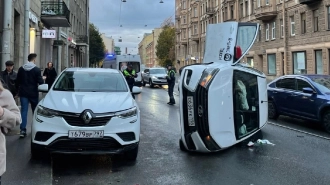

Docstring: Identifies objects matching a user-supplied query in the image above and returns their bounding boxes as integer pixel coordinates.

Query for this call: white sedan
[31,68,141,160]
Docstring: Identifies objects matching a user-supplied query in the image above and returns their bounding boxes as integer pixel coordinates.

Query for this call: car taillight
[235,46,242,60]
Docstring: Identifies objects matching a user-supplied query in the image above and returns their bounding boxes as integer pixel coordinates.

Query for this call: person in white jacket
[0,81,21,185]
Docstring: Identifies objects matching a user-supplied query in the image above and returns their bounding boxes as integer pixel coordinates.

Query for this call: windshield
[53,71,128,92]
[310,76,330,93]
[102,59,117,69]
[119,61,140,73]
[150,68,166,74]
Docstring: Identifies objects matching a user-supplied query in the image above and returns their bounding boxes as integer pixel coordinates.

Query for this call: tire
[268,100,279,120]
[179,139,187,152]
[322,110,330,133]
[142,80,146,86]
[124,145,139,161]
[149,79,154,88]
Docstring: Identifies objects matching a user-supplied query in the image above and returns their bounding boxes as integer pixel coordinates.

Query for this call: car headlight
[152,76,158,79]
[115,107,137,119]
[199,68,220,88]
[36,105,59,118]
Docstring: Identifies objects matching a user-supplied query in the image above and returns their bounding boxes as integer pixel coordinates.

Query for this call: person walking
[166,64,176,105]
[0,61,17,97]
[15,53,44,138]
[0,81,21,184]
[123,64,137,99]
[43,62,57,90]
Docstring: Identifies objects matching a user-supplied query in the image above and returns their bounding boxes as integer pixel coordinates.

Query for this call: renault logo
[198,105,203,117]
[82,110,93,124]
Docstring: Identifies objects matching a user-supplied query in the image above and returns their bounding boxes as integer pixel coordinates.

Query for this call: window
[225,7,228,20]
[230,5,234,19]
[293,51,306,74]
[267,54,276,75]
[271,22,276,39]
[194,24,197,34]
[314,9,319,32]
[240,1,243,18]
[247,57,254,68]
[266,23,269,41]
[276,78,295,90]
[280,19,284,37]
[194,7,197,17]
[266,0,269,5]
[182,0,186,9]
[53,71,128,92]
[258,26,261,41]
[251,0,254,13]
[328,7,330,30]
[315,50,323,74]
[183,16,186,24]
[245,1,249,16]
[257,0,261,7]
[301,13,306,34]
[296,79,313,92]
[290,16,295,36]
[150,68,167,74]
[233,70,259,139]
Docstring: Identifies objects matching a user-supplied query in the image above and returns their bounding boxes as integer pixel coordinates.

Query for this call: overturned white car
[179,22,268,152]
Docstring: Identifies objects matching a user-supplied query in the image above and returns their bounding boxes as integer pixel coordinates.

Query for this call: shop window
[267,54,276,75]
[315,50,323,74]
[292,51,306,74]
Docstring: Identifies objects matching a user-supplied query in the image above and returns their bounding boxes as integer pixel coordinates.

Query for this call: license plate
[68,130,104,138]
[187,96,195,126]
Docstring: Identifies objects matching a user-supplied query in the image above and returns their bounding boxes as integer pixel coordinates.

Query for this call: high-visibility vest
[123,69,136,77]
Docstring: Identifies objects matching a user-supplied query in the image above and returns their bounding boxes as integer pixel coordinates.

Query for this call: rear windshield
[150,68,167,74]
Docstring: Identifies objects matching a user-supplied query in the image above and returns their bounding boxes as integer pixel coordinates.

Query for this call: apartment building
[138,28,163,67]
[175,0,330,79]
[101,33,115,53]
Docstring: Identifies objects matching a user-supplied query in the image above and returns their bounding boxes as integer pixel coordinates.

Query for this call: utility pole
[1,0,13,70]
[23,0,30,63]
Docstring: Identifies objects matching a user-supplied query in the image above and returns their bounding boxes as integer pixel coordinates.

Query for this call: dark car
[267,74,330,133]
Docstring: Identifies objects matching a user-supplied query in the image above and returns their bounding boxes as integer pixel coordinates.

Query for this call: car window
[150,69,167,74]
[276,78,295,90]
[296,79,313,92]
[53,71,128,92]
[119,62,140,73]
[144,69,149,73]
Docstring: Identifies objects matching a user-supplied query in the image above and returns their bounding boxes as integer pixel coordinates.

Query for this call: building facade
[175,0,330,79]
[101,33,115,54]
[0,0,89,73]
[138,28,163,67]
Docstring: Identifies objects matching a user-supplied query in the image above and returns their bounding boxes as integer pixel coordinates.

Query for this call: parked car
[142,67,168,87]
[31,68,141,160]
[268,74,330,133]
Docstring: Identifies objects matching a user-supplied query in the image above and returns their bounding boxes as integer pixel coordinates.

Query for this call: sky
[89,0,175,54]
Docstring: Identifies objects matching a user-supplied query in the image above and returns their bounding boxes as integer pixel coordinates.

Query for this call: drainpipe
[282,1,287,75]
[1,0,12,70]
[86,0,90,67]
[23,0,30,64]
[65,0,69,69]
[57,0,62,72]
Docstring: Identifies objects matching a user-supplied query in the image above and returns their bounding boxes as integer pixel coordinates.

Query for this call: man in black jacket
[166,64,176,105]
[16,53,44,138]
[0,60,17,97]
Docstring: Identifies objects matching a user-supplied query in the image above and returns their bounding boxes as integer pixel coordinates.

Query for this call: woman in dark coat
[43,62,57,90]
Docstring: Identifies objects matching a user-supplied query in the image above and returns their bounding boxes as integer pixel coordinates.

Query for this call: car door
[143,69,149,82]
[273,78,296,114]
[292,78,319,119]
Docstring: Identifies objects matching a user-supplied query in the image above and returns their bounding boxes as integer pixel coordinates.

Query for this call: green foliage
[155,26,175,67]
[89,23,105,66]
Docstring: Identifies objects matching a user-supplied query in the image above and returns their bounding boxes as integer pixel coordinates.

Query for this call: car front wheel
[124,145,139,161]
[268,100,279,120]
[322,110,330,133]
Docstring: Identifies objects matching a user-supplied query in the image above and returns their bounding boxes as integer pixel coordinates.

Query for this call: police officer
[123,64,137,99]
[166,64,176,105]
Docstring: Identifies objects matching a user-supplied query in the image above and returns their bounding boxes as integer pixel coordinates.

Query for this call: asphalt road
[2,85,330,185]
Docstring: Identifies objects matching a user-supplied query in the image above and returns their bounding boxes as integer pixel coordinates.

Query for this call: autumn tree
[89,23,105,67]
[156,18,175,67]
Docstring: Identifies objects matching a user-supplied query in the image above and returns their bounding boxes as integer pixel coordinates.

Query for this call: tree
[89,23,105,67]
[156,19,175,67]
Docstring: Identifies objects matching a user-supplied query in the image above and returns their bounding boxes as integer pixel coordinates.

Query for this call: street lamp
[122,0,126,2]
[160,0,164,3]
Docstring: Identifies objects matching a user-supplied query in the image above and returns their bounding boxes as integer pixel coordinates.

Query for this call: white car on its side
[31,68,141,160]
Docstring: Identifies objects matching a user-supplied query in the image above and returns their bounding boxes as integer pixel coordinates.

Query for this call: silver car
[142,68,168,87]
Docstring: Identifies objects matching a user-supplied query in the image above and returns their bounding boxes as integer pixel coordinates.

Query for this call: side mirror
[38,84,49,92]
[302,87,315,94]
[132,86,142,94]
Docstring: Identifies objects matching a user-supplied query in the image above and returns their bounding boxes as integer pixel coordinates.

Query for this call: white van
[179,22,268,153]
[103,54,142,87]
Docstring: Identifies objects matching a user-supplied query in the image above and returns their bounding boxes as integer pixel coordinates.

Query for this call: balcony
[76,35,88,46]
[299,0,321,4]
[191,34,199,41]
[41,1,71,27]
[181,38,188,44]
[191,17,199,23]
[255,5,277,21]
[206,7,216,15]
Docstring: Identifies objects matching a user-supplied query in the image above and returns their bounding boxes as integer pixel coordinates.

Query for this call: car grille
[157,77,166,79]
[61,114,112,127]
[47,136,122,151]
[195,85,210,138]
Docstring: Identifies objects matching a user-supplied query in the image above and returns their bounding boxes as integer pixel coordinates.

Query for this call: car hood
[40,90,135,113]
[151,74,167,77]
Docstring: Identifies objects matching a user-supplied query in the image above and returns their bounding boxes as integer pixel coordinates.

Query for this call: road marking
[268,122,330,140]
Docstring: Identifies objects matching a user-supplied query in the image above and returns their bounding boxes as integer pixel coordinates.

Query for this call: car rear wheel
[124,145,139,161]
[322,110,330,133]
[179,139,187,152]
[268,100,279,120]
